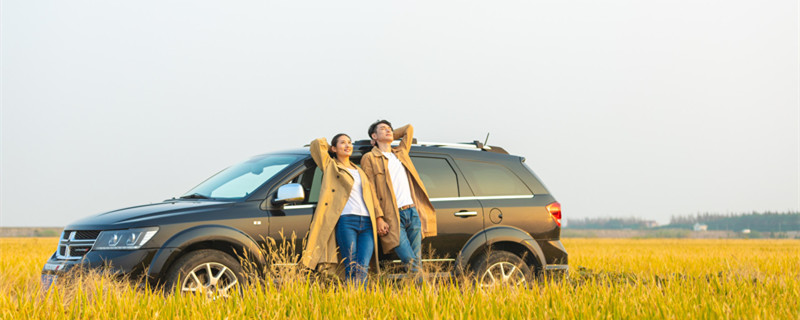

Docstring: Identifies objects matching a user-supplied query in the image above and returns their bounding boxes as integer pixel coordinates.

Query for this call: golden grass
[1,237,798,319]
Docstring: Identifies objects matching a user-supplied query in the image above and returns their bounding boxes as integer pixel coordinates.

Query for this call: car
[41,139,568,294]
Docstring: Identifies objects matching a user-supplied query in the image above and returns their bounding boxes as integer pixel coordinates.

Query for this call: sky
[1,0,798,227]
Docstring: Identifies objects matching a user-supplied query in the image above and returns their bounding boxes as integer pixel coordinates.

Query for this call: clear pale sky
[2,0,798,227]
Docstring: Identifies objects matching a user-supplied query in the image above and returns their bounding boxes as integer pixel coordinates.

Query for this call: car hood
[66,200,234,230]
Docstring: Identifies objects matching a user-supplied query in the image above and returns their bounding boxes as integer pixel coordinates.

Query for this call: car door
[265,164,322,265]
[453,159,537,236]
[412,155,485,269]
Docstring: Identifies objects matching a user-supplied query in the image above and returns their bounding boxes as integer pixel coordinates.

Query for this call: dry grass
[1,237,798,319]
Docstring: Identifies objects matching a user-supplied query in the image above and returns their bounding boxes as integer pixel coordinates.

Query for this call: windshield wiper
[179,193,210,199]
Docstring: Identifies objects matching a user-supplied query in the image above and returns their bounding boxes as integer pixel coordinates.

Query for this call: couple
[299,120,437,283]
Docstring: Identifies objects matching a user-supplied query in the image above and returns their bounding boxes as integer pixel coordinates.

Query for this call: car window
[287,166,322,204]
[412,156,459,198]
[455,159,532,197]
[296,166,323,204]
[184,155,301,199]
[307,168,323,203]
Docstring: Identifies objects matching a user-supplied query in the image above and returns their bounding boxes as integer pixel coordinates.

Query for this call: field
[1,238,798,319]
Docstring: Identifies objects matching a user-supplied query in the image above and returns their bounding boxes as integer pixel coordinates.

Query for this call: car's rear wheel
[164,249,243,298]
[472,251,531,288]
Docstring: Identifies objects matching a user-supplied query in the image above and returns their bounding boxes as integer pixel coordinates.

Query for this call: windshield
[182,154,302,200]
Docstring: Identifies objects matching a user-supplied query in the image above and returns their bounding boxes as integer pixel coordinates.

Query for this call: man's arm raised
[393,124,414,153]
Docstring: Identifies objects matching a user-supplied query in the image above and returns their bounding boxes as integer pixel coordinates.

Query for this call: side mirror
[273,183,305,205]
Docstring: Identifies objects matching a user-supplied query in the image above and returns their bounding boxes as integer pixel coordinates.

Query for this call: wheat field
[1,237,798,319]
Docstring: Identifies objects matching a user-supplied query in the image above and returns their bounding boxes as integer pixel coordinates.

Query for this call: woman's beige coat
[299,138,383,271]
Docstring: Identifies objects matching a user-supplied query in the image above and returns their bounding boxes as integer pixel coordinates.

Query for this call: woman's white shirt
[341,168,370,217]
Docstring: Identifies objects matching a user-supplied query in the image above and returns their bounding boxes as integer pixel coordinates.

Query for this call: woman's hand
[376,217,389,236]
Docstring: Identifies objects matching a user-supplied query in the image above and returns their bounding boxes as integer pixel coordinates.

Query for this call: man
[360,120,437,273]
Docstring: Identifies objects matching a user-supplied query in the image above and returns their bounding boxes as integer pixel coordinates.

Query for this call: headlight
[93,227,159,250]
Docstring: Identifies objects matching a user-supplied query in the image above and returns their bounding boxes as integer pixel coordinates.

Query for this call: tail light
[546,202,561,226]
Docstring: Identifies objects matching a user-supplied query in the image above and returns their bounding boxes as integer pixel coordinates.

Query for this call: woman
[300,134,386,283]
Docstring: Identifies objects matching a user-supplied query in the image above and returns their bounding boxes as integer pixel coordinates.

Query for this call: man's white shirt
[383,151,414,208]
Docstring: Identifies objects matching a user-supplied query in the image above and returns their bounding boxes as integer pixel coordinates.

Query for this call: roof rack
[416,141,490,150]
[352,138,419,146]
[351,139,508,154]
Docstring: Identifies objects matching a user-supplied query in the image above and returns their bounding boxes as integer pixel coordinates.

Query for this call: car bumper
[543,264,569,277]
[537,239,568,277]
[41,249,158,279]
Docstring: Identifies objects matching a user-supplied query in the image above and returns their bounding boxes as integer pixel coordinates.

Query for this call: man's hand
[376,217,389,236]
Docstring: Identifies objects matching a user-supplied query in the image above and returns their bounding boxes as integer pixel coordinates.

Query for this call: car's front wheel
[472,251,531,288]
[164,249,243,298]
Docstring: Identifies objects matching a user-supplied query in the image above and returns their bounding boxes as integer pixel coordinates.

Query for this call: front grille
[74,231,100,240]
[55,230,100,260]
[69,246,92,257]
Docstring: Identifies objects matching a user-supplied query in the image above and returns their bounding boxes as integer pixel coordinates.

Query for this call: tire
[163,249,244,297]
[472,250,531,288]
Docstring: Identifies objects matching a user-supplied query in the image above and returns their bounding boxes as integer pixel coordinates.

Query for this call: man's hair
[368,120,393,139]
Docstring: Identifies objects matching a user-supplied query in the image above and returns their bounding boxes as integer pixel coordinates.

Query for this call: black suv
[42,140,568,292]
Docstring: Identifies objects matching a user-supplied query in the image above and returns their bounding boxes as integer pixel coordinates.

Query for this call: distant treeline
[668,211,800,232]
[565,212,800,232]
[566,217,657,230]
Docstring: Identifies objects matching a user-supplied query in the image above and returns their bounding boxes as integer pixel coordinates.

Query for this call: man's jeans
[335,215,374,283]
[393,207,422,273]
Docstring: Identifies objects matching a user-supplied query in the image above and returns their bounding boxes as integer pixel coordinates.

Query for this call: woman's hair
[328,133,351,158]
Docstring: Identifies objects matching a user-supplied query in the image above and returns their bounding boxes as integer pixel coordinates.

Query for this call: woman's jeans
[393,207,422,273]
[335,214,374,283]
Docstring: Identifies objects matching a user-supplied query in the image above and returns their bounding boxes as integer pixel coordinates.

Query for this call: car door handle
[454,211,478,217]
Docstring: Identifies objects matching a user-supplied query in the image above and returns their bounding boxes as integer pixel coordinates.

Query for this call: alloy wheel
[181,262,239,298]
[479,261,527,288]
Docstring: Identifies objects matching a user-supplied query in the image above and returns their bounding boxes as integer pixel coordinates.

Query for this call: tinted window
[412,157,458,198]
[184,155,301,199]
[307,168,323,203]
[455,160,531,196]
[296,167,323,204]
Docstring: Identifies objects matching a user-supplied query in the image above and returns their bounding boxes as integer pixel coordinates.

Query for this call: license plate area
[41,274,57,290]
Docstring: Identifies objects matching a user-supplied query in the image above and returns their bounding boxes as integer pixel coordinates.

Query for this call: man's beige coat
[300,138,382,271]
[360,124,438,254]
